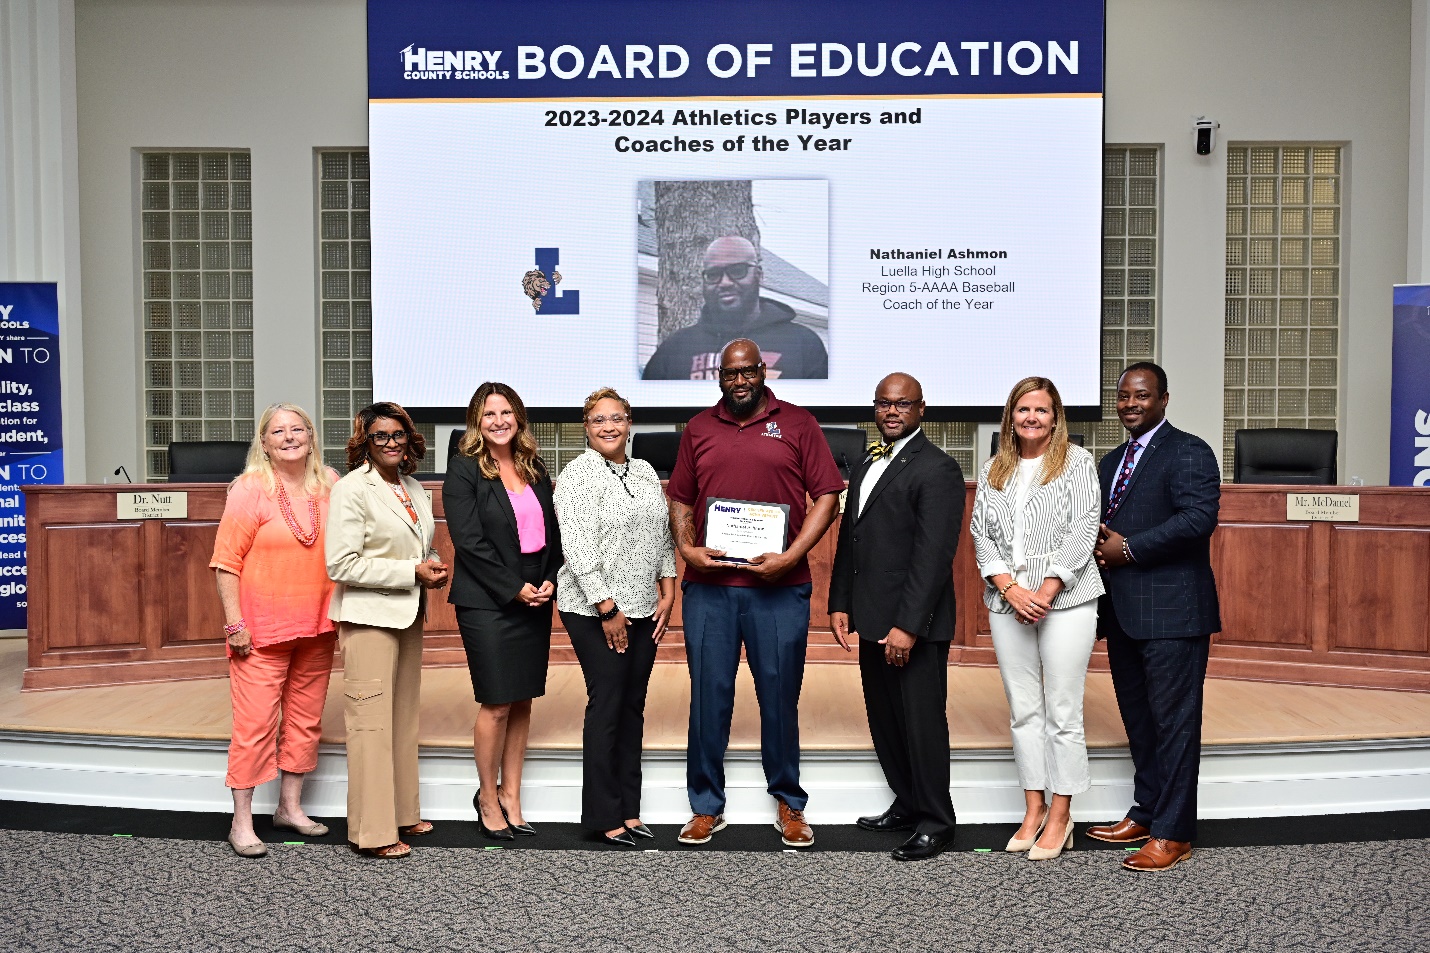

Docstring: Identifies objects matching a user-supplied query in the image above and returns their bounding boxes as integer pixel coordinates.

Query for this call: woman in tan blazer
[327,402,450,858]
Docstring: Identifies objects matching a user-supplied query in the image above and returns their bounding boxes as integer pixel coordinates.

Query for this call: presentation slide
[367,0,1105,417]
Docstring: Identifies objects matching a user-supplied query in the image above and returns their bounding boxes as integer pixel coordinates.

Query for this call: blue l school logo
[763,421,783,438]
[519,248,580,314]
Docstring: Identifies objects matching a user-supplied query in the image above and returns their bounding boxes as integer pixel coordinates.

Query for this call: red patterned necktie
[1106,440,1142,519]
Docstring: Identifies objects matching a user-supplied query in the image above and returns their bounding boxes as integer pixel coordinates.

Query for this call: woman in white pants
[970,376,1104,861]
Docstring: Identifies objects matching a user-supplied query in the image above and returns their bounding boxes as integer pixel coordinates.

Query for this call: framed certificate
[704,498,791,564]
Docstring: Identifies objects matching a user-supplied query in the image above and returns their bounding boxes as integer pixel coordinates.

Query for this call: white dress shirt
[1010,455,1043,587]
[857,428,920,519]
[1108,417,1168,501]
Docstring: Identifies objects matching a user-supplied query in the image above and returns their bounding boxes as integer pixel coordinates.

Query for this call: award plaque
[704,497,791,564]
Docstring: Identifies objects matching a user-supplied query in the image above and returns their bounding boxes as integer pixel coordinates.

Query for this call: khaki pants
[340,618,424,848]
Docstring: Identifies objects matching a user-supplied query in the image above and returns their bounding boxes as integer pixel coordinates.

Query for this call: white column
[0,0,84,479]
[1411,0,1430,282]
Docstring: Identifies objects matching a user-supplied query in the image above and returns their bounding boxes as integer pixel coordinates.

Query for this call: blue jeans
[683,581,812,816]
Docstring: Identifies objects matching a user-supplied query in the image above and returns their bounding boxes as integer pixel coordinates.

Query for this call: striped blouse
[969,444,1105,613]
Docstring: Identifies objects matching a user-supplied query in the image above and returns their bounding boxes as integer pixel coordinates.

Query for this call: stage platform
[1,639,1427,825]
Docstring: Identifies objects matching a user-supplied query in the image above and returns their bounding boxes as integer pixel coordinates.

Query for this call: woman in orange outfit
[211,403,339,858]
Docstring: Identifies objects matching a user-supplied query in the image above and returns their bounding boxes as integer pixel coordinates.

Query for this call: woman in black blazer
[443,382,561,840]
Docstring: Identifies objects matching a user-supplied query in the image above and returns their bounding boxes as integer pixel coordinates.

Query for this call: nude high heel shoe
[1004,809,1049,853]
[1027,820,1074,861]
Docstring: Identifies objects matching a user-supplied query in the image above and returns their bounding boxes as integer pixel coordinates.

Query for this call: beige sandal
[354,841,411,859]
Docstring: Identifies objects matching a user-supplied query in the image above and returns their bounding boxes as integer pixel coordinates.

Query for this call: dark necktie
[1106,440,1143,519]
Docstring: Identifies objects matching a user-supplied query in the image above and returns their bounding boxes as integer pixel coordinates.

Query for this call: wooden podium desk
[20,482,1430,692]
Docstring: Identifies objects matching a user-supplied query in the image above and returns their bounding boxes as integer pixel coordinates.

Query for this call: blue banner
[1391,284,1430,487]
[0,283,63,628]
[368,0,1105,100]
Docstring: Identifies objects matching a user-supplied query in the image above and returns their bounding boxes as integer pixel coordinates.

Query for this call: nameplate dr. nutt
[117,491,189,520]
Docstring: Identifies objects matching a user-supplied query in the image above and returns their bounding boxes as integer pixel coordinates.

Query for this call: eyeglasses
[873,399,918,412]
[718,364,764,383]
[587,414,629,426]
[702,262,757,284]
[367,431,409,446]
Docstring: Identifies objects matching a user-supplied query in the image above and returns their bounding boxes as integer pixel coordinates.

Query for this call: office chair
[631,430,683,478]
[822,427,870,479]
[1233,428,1338,484]
[167,441,249,483]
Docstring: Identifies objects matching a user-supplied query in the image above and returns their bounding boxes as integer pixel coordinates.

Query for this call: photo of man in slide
[644,236,828,380]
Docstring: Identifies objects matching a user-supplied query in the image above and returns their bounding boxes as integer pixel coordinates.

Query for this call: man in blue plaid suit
[1089,362,1221,872]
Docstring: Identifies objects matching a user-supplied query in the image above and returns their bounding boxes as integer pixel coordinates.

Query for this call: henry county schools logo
[762,422,783,439]
[400,45,509,80]
[521,248,580,314]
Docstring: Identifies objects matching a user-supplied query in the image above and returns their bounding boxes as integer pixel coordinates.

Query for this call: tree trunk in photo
[655,180,759,340]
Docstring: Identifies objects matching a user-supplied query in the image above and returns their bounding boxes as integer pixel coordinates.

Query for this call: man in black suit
[1089,361,1221,871]
[828,373,965,861]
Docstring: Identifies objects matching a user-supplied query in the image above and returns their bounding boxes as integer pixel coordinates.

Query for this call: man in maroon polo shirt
[666,338,844,847]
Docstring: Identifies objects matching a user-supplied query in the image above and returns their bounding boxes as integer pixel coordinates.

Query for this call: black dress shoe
[497,792,536,836]
[891,830,953,862]
[474,790,515,841]
[857,807,916,833]
[626,823,655,839]
[601,830,639,847]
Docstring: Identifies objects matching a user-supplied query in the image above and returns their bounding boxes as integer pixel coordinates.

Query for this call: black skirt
[457,551,553,704]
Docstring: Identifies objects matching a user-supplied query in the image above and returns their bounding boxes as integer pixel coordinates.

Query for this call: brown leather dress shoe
[678,813,726,845]
[1085,817,1151,843]
[776,801,814,847]
[1122,838,1192,871]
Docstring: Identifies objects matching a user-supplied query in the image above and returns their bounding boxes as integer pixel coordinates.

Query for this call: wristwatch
[597,603,621,622]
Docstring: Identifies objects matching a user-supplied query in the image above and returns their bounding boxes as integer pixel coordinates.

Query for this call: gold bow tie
[868,442,895,461]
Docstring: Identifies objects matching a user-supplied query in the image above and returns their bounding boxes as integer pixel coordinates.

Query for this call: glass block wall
[1223,145,1342,479]
[316,150,437,469]
[855,421,976,474]
[532,423,596,476]
[140,151,255,481]
[316,150,374,471]
[1069,146,1162,460]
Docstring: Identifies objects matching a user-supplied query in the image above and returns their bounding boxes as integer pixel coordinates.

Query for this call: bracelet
[597,604,621,622]
[1121,540,1134,563]
[223,619,246,637]
[998,580,1017,598]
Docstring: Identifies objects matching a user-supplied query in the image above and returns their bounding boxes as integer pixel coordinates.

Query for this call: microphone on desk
[113,466,132,483]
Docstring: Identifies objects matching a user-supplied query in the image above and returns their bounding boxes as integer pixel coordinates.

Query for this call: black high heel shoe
[601,829,638,847]
[626,823,655,839]
[474,790,515,841]
[497,789,537,836]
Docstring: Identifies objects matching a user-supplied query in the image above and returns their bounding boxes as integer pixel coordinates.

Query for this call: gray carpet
[0,830,1425,952]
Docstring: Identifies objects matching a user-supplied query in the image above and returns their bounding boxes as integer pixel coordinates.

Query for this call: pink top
[210,474,336,652]
[506,485,546,554]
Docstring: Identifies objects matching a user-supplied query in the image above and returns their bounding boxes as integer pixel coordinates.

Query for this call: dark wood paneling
[807,517,836,629]
[426,520,459,635]
[1212,523,1313,647]
[43,523,144,649]
[160,521,225,645]
[23,656,229,691]
[21,482,1430,691]
[1329,526,1430,654]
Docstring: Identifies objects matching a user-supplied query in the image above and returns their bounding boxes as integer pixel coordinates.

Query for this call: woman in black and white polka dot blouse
[554,387,677,848]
